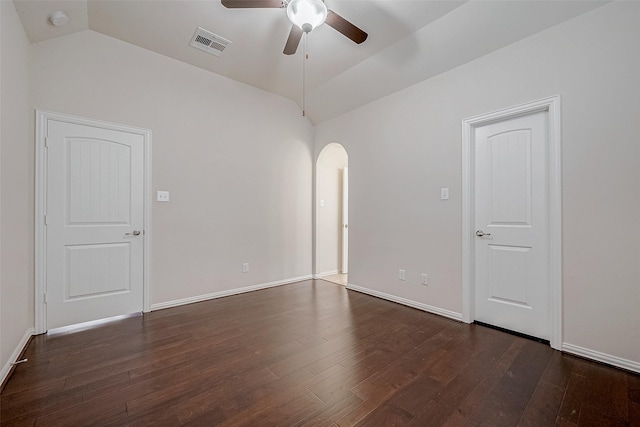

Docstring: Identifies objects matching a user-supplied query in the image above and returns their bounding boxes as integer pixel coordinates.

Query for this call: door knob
[344,224,348,228]
[475,230,491,237]
[126,230,142,236]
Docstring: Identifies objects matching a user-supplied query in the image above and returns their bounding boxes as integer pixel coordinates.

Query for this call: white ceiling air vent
[189,27,231,57]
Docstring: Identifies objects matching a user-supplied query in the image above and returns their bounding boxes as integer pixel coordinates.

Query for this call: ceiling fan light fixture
[286,0,327,33]
[49,11,69,27]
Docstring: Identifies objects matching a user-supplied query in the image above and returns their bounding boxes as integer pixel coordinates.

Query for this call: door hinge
[44,214,47,225]
[43,292,47,304]
[44,137,50,148]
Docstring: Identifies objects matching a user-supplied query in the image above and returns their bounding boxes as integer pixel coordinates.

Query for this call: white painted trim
[47,313,142,336]
[346,283,463,322]
[341,166,349,274]
[142,123,152,315]
[313,142,349,279]
[313,270,339,279]
[35,111,47,334]
[150,275,313,311]
[563,343,640,374]
[1,328,34,386]
[547,99,563,350]
[461,96,563,350]
[35,110,152,334]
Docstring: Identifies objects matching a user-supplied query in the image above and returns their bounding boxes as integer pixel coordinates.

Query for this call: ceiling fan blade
[283,25,303,55]
[325,10,368,44]
[221,0,284,8]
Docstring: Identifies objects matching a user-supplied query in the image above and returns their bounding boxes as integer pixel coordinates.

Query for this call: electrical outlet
[399,269,406,281]
[242,263,249,273]
[156,190,170,202]
[420,274,429,286]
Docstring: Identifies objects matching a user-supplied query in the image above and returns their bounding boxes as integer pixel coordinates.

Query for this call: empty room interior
[1,0,639,425]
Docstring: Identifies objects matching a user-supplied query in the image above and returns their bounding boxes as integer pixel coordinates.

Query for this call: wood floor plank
[517,351,575,426]
[354,402,414,427]
[630,401,640,426]
[1,280,637,426]
[268,334,359,378]
[309,349,396,403]
[580,361,629,421]
[517,381,565,427]
[336,374,401,426]
[556,357,591,424]
[34,402,128,426]
[1,386,83,425]
[630,371,640,402]
[214,367,345,427]
[370,330,456,389]
[407,329,516,426]
[293,390,363,427]
[377,373,444,417]
[442,338,527,424]
[469,340,553,426]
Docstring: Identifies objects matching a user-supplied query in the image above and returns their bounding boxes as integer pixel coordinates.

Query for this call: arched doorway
[315,143,348,285]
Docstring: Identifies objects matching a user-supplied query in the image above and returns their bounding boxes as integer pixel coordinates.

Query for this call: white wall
[1,1,34,378]
[1,0,3,377]
[30,30,314,307]
[314,2,640,366]
[315,143,348,276]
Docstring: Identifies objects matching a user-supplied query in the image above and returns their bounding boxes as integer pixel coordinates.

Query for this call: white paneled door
[45,120,145,329]
[473,111,550,340]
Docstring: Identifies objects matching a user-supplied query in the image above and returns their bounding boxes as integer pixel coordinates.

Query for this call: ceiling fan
[221,0,368,55]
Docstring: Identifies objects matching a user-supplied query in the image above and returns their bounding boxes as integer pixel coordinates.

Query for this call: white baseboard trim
[346,283,463,322]
[1,328,35,386]
[562,342,640,374]
[313,270,340,279]
[150,275,313,311]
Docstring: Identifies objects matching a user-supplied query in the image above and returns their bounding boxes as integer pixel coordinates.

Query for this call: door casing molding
[35,110,152,334]
[461,96,562,350]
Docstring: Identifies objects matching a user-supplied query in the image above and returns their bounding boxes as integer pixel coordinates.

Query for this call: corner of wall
[0,328,34,390]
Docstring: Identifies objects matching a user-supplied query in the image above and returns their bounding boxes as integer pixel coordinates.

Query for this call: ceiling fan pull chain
[302,33,307,117]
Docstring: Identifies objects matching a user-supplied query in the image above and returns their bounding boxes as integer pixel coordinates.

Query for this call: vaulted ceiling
[13,0,606,123]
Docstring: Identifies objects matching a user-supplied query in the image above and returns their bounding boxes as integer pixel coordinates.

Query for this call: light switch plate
[157,191,170,202]
[440,188,449,200]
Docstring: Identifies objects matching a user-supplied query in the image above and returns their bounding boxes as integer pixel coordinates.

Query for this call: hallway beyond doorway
[320,273,347,286]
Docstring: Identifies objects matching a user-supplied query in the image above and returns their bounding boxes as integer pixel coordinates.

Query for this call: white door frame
[341,166,348,274]
[461,96,562,350]
[35,110,152,334]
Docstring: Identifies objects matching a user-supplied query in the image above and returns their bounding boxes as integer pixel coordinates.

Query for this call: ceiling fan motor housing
[286,0,327,32]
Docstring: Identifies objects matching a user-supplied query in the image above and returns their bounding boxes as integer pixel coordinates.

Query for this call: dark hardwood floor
[2,280,639,426]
